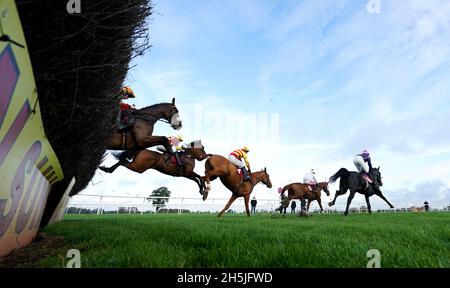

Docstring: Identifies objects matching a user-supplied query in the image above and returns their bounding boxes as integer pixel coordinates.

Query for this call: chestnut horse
[99,140,210,195]
[107,98,182,152]
[281,182,330,213]
[202,154,272,217]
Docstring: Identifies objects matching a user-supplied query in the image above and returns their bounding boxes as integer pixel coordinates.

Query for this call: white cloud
[148,2,196,50]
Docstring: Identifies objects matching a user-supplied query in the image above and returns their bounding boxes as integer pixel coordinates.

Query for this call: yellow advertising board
[0,0,64,256]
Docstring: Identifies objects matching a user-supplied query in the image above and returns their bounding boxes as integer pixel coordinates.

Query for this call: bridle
[157,105,177,124]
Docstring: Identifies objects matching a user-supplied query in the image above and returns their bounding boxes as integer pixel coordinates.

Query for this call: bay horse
[202,155,272,217]
[98,140,211,195]
[107,98,182,152]
[281,182,330,213]
[328,167,394,215]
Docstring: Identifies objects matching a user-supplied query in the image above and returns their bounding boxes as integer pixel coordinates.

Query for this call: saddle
[361,173,373,184]
[360,173,373,190]
[236,168,244,180]
[166,152,187,165]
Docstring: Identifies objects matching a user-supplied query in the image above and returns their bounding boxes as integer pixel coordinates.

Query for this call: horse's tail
[112,148,140,162]
[329,168,350,184]
[281,184,291,197]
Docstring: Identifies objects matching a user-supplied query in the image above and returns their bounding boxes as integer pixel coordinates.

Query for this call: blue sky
[80,0,450,211]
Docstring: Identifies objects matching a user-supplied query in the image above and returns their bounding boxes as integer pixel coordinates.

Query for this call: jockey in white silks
[303,169,318,192]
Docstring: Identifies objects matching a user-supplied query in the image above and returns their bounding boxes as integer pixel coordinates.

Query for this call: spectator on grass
[251,196,257,214]
[424,201,430,212]
[291,200,297,214]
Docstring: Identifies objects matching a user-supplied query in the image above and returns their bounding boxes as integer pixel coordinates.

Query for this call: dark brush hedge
[16,0,152,224]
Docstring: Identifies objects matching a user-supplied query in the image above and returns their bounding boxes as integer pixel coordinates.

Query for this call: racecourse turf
[36,212,449,268]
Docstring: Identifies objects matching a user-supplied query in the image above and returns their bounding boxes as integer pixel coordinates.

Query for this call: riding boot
[175,152,182,168]
[117,111,125,130]
[242,167,251,181]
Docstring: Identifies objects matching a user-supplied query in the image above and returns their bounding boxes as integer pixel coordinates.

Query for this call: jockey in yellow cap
[168,135,185,167]
[228,146,251,181]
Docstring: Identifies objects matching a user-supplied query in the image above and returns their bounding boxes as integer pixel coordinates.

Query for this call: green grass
[38,212,450,268]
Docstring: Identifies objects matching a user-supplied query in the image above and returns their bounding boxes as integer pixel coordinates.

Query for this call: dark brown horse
[328,167,394,215]
[107,98,182,152]
[99,140,210,195]
[202,154,272,217]
[281,182,330,213]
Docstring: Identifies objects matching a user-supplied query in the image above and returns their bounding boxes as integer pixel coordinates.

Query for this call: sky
[74,0,450,212]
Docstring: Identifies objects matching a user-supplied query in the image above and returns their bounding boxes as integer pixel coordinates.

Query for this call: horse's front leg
[244,194,251,217]
[306,199,312,213]
[218,195,238,217]
[137,135,171,151]
[364,195,372,215]
[186,176,202,195]
[376,191,395,209]
[344,191,356,216]
[190,172,204,195]
[202,169,223,201]
[98,159,124,173]
[300,199,306,214]
[316,194,324,213]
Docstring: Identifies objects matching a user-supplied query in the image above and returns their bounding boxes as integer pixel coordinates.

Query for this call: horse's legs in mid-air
[329,189,347,207]
[364,195,372,215]
[203,165,225,200]
[376,191,395,209]
[136,135,172,153]
[98,158,125,173]
[344,190,356,216]
[187,172,204,195]
[186,176,203,195]
[244,194,251,217]
[218,195,238,217]
[329,179,348,207]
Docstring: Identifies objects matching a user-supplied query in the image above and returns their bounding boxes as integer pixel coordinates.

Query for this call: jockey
[228,146,251,181]
[118,86,136,126]
[303,169,318,193]
[168,135,185,167]
[353,149,380,191]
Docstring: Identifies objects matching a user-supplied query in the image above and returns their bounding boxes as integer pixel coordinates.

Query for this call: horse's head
[320,182,330,196]
[371,167,383,186]
[259,167,272,188]
[184,140,210,161]
[156,98,182,130]
[169,98,182,130]
[139,99,182,129]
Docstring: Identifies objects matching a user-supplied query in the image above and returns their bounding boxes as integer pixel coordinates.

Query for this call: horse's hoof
[344,212,348,216]
[98,166,110,173]
[202,192,209,201]
[328,202,333,207]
